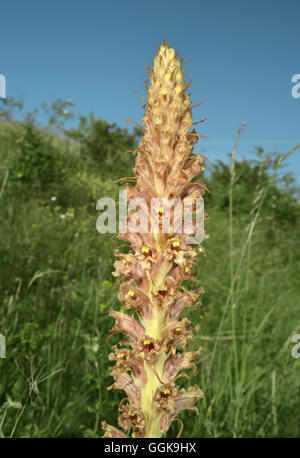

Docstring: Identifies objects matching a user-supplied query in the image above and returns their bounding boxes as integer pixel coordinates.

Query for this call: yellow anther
[122,259,127,264]
[185,267,190,272]
[128,290,135,296]
[164,73,171,82]
[176,71,183,82]
[176,328,181,332]
[156,206,164,213]
[173,241,180,247]
[119,353,124,358]
[166,48,175,61]
[143,339,151,345]
[141,246,149,253]
[163,389,171,395]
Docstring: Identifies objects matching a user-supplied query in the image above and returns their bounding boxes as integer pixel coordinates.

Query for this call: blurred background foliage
[0,98,299,438]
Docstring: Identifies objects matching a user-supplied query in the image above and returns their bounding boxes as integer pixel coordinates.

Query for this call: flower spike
[102,41,208,438]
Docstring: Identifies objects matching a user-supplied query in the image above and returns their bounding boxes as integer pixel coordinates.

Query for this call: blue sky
[1,0,300,183]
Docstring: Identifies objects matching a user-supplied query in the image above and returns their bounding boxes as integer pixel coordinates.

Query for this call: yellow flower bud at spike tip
[102,41,208,439]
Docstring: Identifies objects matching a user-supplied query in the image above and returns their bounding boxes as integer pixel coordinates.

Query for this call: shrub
[10,124,65,189]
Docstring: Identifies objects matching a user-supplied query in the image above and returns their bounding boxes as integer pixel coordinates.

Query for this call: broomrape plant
[102,41,208,438]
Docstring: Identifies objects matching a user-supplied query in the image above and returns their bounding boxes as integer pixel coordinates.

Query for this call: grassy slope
[0,121,299,438]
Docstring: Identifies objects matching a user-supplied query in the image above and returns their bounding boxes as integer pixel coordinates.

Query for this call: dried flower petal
[102,421,128,438]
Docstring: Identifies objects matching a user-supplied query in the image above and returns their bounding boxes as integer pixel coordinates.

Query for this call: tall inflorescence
[102,41,208,438]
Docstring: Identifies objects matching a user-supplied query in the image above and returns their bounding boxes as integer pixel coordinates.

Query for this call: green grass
[0,112,299,438]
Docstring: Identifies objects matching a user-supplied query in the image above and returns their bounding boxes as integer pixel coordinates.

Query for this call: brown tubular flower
[102,41,207,438]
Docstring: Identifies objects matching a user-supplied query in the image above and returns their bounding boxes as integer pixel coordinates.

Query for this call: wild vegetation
[0,97,299,437]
